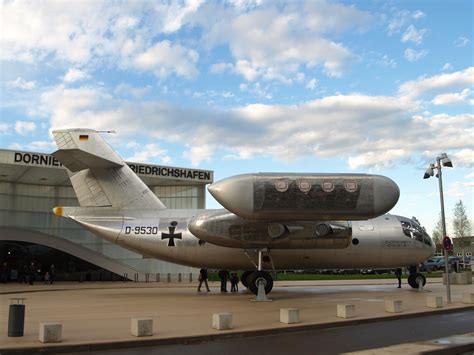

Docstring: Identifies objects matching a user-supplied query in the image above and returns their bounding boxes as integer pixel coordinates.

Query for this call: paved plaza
[0,278,473,353]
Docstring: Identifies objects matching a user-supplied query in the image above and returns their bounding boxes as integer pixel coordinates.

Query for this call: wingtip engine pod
[208,173,400,221]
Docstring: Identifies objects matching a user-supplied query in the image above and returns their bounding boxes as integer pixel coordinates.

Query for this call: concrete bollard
[131,318,153,337]
[212,313,233,330]
[455,273,468,285]
[466,271,473,283]
[462,293,474,304]
[39,322,62,343]
[426,295,443,308]
[337,304,355,319]
[280,308,300,324]
[443,273,457,285]
[385,299,403,313]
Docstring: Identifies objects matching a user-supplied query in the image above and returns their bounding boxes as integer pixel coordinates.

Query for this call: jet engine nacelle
[188,210,352,249]
[208,173,399,221]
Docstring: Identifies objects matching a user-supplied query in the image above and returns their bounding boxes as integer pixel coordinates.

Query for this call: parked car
[420,256,444,272]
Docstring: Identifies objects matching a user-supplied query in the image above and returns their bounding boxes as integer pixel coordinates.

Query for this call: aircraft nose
[373,175,400,215]
[208,174,254,216]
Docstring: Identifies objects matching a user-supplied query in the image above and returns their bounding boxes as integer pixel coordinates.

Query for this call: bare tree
[432,213,443,254]
[452,200,472,264]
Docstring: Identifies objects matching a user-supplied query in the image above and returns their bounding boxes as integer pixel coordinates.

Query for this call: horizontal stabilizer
[52,129,123,172]
[52,149,123,172]
[51,128,166,210]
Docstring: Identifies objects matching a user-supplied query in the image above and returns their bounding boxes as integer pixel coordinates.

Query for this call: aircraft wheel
[408,273,426,288]
[247,271,273,295]
[241,271,253,288]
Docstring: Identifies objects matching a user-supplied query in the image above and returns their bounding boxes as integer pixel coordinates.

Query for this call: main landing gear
[241,249,274,296]
[407,266,426,289]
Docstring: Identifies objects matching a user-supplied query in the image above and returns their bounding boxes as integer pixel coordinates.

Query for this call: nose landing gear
[407,266,426,289]
[242,249,275,296]
[247,270,273,295]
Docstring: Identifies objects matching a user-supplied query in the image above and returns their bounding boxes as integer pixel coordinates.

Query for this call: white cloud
[126,143,171,164]
[114,84,151,98]
[28,141,55,151]
[160,0,203,33]
[404,48,428,62]
[182,144,215,166]
[1,1,371,84]
[451,149,474,167]
[401,25,427,45]
[38,66,472,169]
[399,67,474,99]
[445,181,471,199]
[228,0,263,11]
[40,85,115,131]
[133,41,199,78]
[305,78,317,90]
[8,140,55,152]
[7,77,36,90]
[441,63,453,72]
[412,10,425,19]
[377,54,397,68]
[0,1,200,76]
[1,1,115,64]
[0,123,10,133]
[454,36,470,47]
[63,68,90,83]
[14,121,37,135]
[239,82,272,99]
[203,2,369,81]
[209,62,234,74]
[386,9,424,35]
[348,149,406,170]
[432,89,471,105]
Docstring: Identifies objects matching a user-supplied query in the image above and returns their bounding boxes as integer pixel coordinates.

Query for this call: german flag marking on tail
[79,135,89,140]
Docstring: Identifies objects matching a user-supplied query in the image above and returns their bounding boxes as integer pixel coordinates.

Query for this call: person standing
[395,268,402,288]
[49,264,55,285]
[218,270,230,292]
[230,273,239,292]
[1,262,7,283]
[19,264,28,284]
[28,261,36,285]
[197,268,210,292]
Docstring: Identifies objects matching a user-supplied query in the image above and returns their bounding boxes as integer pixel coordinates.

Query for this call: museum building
[0,149,213,282]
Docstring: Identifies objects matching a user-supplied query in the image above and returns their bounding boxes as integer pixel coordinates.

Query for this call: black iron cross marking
[161,221,182,247]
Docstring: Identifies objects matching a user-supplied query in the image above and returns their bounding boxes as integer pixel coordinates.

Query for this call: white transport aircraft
[51,129,435,295]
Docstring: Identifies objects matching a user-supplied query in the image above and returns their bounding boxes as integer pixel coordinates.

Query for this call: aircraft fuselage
[61,207,435,271]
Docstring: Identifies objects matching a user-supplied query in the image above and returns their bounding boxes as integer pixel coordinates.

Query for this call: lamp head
[438,153,453,168]
[423,164,435,179]
[442,157,453,168]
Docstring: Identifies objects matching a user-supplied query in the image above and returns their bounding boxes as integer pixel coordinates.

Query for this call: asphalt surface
[89,310,474,355]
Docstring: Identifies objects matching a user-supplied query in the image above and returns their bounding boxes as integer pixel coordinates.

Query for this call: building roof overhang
[0,149,213,187]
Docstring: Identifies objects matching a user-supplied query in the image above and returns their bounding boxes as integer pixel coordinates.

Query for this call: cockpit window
[400,219,432,246]
[408,218,433,246]
[401,221,412,238]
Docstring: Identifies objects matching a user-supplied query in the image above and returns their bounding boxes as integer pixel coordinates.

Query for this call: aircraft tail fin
[52,129,167,210]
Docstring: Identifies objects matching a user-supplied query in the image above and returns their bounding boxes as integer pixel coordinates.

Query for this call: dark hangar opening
[0,241,121,283]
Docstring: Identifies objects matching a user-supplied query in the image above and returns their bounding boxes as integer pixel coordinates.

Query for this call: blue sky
[0,0,472,236]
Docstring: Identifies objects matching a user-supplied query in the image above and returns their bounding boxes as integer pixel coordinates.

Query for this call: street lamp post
[424,153,453,303]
